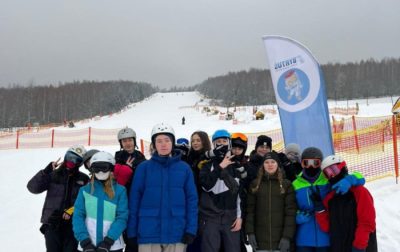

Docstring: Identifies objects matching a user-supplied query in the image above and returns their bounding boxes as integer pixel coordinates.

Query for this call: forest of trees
[0,80,156,128]
[1,58,399,128]
[196,58,400,106]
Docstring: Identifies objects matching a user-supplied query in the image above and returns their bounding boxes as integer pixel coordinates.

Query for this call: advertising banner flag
[262,35,334,157]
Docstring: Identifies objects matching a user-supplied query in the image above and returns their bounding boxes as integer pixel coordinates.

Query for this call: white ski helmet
[90,151,116,166]
[321,155,345,169]
[66,145,87,158]
[118,127,136,141]
[151,123,175,144]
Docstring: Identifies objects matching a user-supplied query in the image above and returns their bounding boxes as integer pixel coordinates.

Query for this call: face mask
[95,171,110,181]
[65,161,77,170]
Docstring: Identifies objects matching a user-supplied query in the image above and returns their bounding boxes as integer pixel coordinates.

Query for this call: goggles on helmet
[91,162,113,173]
[301,158,321,168]
[231,133,248,142]
[64,151,83,165]
[323,161,346,179]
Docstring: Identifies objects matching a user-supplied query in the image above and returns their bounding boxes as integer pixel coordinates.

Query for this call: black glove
[181,232,196,244]
[310,188,324,212]
[96,236,114,252]
[278,237,290,252]
[277,152,291,166]
[126,237,138,249]
[235,165,247,179]
[247,234,258,251]
[80,238,96,252]
[205,145,229,159]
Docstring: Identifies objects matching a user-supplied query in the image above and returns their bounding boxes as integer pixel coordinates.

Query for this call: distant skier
[182,116,186,125]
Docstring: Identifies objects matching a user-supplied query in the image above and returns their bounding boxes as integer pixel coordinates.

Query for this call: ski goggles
[231,133,248,142]
[64,151,83,165]
[91,162,114,173]
[301,158,321,168]
[323,161,347,179]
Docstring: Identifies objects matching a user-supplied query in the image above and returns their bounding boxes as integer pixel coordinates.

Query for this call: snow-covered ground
[0,92,398,251]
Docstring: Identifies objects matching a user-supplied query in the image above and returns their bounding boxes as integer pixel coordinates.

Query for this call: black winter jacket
[27,163,89,224]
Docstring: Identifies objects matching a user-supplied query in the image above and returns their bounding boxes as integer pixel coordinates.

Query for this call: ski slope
[0,92,399,251]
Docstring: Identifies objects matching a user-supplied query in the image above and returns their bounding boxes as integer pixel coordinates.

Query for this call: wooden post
[16,130,20,149]
[51,129,55,148]
[88,127,92,146]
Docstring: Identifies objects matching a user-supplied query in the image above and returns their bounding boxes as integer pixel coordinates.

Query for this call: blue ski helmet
[212,129,231,142]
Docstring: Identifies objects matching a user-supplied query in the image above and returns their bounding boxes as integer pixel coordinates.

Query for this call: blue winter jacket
[73,179,128,250]
[127,151,198,244]
[293,172,331,247]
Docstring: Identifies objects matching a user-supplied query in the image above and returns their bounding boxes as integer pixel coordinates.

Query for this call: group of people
[27,123,378,252]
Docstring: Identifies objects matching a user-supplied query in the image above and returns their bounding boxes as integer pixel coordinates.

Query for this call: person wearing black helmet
[292,147,365,252]
[27,145,90,252]
[82,149,100,171]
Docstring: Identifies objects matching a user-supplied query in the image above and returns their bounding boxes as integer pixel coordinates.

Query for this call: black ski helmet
[301,147,323,160]
[82,149,100,170]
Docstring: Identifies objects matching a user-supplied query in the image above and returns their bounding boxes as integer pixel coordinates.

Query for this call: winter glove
[278,237,290,252]
[64,206,74,216]
[352,247,366,252]
[96,236,114,252]
[235,166,247,179]
[205,145,229,159]
[247,234,258,251]
[332,175,365,195]
[296,210,312,224]
[80,238,96,252]
[310,188,324,212]
[181,232,196,244]
[126,237,138,249]
[277,152,291,166]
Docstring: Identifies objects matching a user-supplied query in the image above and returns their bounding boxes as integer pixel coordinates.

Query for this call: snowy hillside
[0,92,399,251]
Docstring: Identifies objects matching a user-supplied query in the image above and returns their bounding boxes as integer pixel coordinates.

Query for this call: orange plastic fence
[1,116,399,182]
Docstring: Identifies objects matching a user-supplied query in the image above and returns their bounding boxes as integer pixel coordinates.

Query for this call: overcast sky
[1,0,399,88]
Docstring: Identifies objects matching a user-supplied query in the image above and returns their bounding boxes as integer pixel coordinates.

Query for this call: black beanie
[255,135,272,150]
[263,152,281,166]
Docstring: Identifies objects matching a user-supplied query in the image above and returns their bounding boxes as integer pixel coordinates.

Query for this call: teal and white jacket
[73,179,128,250]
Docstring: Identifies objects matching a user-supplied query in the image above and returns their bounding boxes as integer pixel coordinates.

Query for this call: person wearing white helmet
[114,127,146,189]
[126,123,198,252]
[27,145,90,252]
[73,151,129,252]
[315,155,377,252]
[115,128,146,252]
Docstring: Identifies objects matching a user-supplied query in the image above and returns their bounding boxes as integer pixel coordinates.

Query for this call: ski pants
[138,243,186,252]
[201,220,240,252]
[43,223,78,252]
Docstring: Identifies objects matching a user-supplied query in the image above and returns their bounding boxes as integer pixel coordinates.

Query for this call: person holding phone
[199,129,243,252]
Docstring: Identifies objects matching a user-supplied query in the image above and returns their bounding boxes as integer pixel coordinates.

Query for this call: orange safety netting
[1,115,399,182]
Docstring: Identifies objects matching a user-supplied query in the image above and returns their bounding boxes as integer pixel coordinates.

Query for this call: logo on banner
[275,68,319,112]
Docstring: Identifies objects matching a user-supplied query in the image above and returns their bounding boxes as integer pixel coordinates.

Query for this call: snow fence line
[0,115,399,183]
